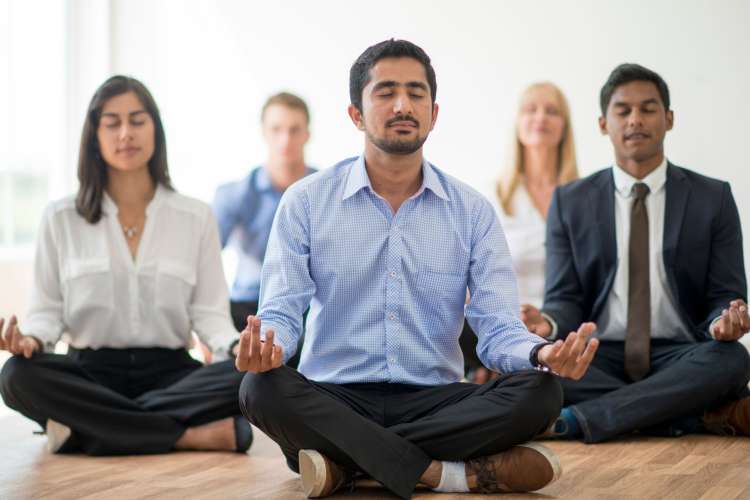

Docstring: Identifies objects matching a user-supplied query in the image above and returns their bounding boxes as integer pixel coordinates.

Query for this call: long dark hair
[75,75,173,223]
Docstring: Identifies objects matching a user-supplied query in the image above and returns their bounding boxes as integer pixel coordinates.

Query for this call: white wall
[2,0,749,320]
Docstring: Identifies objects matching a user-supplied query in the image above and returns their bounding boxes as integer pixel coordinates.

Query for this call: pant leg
[137,359,245,426]
[559,341,629,406]
[0,353,185,455]
[240,366,431,500]
[570,340,750,443]
[386,371,562,461]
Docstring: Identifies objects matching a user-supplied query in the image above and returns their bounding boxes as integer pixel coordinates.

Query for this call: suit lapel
[591,170,617,312]
[663,163,689,263]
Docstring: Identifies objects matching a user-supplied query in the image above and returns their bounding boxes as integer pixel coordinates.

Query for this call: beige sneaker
[46,419,72,454]
[298,449,350,498]
[466,442,562,493]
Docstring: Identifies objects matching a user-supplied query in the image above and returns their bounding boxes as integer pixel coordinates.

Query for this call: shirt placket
[384,202,409,377]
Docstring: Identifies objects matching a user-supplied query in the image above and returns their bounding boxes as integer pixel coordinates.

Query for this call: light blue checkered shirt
[258,155,545,385]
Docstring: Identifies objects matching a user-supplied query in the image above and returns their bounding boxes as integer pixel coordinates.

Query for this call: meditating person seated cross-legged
[0,75,251,455]
[522,63,750,443]
[235,39,599,500]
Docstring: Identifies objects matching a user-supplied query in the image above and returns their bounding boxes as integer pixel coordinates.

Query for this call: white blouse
[24,186,238,360]
[485,183,547,308]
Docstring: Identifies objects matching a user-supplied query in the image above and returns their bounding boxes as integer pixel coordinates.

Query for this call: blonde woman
[467,83,578,383]
[496,82,578,309]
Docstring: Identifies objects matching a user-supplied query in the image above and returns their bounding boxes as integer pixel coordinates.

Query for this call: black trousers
[560,340,750,443]
[240,365,562,499]
[0,347,245,455]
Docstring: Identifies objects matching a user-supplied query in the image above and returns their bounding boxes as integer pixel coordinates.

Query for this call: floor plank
[3,413,750,499]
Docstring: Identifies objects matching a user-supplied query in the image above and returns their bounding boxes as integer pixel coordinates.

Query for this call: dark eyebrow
[372,81,429,93]
[101,110,148,119]
[612,98,659,108]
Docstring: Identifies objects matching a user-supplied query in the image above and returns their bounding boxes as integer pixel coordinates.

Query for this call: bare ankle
[174,417,235,451]
[419,460,443,488]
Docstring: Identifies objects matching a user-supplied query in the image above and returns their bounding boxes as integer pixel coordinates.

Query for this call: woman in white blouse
[0,76,251,455]
[496,82,579,307]
[467,82,579,383]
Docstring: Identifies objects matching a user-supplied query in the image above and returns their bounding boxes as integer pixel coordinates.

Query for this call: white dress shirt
[24,185,238,359]
[485,183,547,308]
[596,159,694,342]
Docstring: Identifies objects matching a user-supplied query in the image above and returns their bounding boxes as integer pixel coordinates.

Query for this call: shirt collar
[255,166,274,192]
[342,155,449,201]
[102,183,166,216]
[612,157,668,197]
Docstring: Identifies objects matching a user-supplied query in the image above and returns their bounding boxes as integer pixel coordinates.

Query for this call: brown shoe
[465,442,562,493]
[704,397,750,436]
[298,449,351,498]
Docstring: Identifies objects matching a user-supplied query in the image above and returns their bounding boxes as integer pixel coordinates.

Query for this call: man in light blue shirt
[213,92,316,332]
[235,40,597,499]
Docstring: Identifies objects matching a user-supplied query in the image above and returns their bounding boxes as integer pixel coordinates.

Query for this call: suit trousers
[0,347,245,455]
[240,365,562,499]
[560,339,750,443]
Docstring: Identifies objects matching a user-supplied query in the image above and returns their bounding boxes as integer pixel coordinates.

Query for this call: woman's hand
[0,316,41,358]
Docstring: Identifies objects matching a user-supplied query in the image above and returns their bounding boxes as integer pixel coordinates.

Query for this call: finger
[10,323,22,354]
[245,315,254,331]
[540,340,564,369]
[23,339,34,359]
[739,304,750,332]
[249,317,262,369]
[728,308,742,339]
[235,329,252,371]
[714,311,729,341]
[556,332,578,373]
[260,330,275,372]
[730,299,747,309]
[571,338,600,380]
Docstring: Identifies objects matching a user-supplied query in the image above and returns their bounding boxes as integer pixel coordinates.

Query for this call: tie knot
[632,182,650,200]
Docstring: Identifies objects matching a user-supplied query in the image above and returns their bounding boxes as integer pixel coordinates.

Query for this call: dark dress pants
[240,365,562,499]
[0,347,245,455]
[560,339,750,443]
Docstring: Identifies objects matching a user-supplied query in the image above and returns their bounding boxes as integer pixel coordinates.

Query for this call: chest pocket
[155,260,197,314]
[63,257,114,319]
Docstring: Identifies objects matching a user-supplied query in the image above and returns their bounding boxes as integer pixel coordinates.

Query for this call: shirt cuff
[541,312,559,340]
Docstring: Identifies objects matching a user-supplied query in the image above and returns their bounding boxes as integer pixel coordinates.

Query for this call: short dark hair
[349,39,437,113]
[261,92,310,125]
[76,75,173,224]
[600,63,670,116]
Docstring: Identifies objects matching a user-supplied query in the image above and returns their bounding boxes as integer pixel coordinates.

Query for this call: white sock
[433,460,469,493]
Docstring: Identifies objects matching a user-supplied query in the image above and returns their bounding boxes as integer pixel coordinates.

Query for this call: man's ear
[348,104,365,131]
[598,115,608,136]
[429,102,439,131]
[665,109,674,131]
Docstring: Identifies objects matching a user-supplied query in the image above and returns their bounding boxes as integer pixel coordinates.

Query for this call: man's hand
[538,322,598,380]
[521,304,552,338]
[234,315,284,373]
[712,299,750,341]
[0,316,41,359]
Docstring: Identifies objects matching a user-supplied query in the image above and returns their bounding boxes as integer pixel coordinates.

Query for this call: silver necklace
[122,225,138,239]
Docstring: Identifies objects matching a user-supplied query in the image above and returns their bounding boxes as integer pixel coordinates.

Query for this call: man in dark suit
[522,63,750,443]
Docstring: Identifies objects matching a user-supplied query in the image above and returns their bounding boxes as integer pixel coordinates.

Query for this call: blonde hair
[496,82,578,215]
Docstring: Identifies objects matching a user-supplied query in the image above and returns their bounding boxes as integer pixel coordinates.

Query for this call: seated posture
[0,76,250,455]
[523,63,750,443]
[235,39,597,499]
[213,92,316,332]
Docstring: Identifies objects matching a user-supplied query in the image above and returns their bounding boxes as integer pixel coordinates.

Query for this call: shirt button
[389,357,396,363]
[389,314,396,321]
[389,271,397,278]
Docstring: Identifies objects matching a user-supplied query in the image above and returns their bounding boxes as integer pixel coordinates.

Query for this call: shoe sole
[46,419,71,454]
[518,441,563,485]
[299,449,327,498]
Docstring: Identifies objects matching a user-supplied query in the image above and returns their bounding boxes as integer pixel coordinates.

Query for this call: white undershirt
[596,159,694,342]
[24,186,238,359]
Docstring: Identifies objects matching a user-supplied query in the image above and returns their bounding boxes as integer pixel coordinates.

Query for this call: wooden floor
[3,413,750,500]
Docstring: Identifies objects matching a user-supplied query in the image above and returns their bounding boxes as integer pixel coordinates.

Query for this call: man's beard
[367,131,428,155]
[365,114,429,155]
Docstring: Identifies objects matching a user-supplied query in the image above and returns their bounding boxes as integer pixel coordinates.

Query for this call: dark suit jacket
[542,162,746,341]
